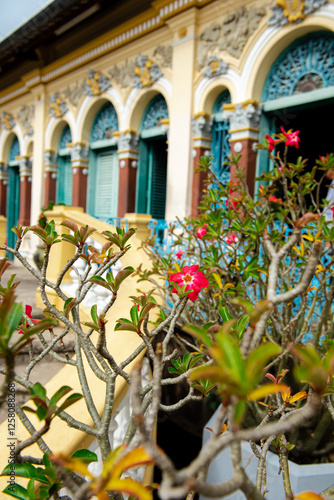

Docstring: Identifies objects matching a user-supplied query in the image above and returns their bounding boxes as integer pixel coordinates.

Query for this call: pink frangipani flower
[176,250,186,260]
[280,127,301,149]
[196,224,208,239]
[226,233,238,245]
[265,134,279,153]
[18,305,39,334]
[170,265,209,301]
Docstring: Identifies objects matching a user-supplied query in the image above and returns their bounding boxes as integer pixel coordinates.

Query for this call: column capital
[44,150,58,173]
[223,100,263,141]
[70,143,89,170]
[192,114,213,149]
[0,162,8,182]
[117,131,139,160]
[19,156,32,177]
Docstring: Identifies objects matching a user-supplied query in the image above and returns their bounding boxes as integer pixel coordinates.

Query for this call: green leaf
[1,463,50,484]
[130,304,139,325]
[49,386,72,407]
[54,393,83,415]
[218,306,233,324]
[71,449,98,464]
[2,484,31,500]
[114,267,134,290]
[29,383,46,402]
[27,479,37,499]
[7,303,23,336]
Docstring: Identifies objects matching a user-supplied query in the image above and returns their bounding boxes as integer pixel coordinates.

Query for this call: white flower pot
[201,408,334,500]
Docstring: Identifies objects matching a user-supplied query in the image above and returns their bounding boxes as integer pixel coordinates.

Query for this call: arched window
[257,32,334,198]
[136,95,169,219]
[87,102,119,220]
[211,90,231,186]
[57,125,72,206]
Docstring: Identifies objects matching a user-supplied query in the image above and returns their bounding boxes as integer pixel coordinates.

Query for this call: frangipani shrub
[1,129,334,500]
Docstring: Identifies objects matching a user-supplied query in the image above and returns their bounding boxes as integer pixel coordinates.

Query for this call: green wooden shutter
[57,156,72,205]
[136,140,149,214]
[7,166,20,257]
[149,139,167,219]
[95,150,119,218]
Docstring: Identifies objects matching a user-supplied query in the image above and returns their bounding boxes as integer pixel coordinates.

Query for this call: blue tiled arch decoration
[59,124,72,150]
[9,136,20,162]
[140,94,169,131]
[262,32,334,101]
[90,102,119,142]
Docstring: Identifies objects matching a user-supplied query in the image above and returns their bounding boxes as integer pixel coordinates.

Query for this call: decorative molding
[268,0,327,26]
[198,6,265,68]
[0,163,8,181]
[70,143,89,167]
[133,55,162,88]
[153,45,173,68]
[1,112,15,130]
[49,93,68,118]
[44,151,58,173]
[17,105,34,137]
[84,70,111,96]
[192,114,213,149]
[108,60,136,88]
[63,80,85,106]
[90,103,118,142]
[202,56,228,78]
[141,95,168,131]
[117,131,140,160]
[222,102,262,141]
[19,156,32,176]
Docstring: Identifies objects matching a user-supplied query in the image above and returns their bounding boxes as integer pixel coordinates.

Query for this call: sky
[0,0,54,42]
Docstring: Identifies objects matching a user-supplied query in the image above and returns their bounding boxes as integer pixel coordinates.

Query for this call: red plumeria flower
[196,224,208,239]
[331,207,334,218]
[18,305,39,334]
[265,134,279,153]
[280,127,301,149]
[176,250,186,260]
[268,195,282,203]
[226,233,238,245]
[170,265,209,301]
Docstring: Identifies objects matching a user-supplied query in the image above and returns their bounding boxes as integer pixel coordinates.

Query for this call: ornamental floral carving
[1,112,15,130]
[133,55,162,88]
[153,45,173,68]
[108,60,136,89]
[202,57,228,78]
[197,7,265,67]
[49,93,68,118]
[268,0,327,26]
[63,81,85,106]
[222,103,263,131]
[17,105,34,137]
[84,70,111,96]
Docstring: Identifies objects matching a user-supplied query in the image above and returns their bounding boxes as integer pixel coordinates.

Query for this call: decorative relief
[202,56,228,78]
[44,151,58,172]
[141,95,168,131]
[17,105,34,137]
[49,93,68,118]
[0,163,8,181]
[1,112,15,130]
[222,102,262,131]
[84,70,111,96]
[90,103,119,142]
[192,114,214,138]
[268,0,327,26]
[133,55,162,88]
[108,60,136,89]
[117,131,140,152]
[19,157,32,176]
[71,143,89,164]
[153,45,173,68]
[108,47,170,89]
[63,81,85,106]
[197,7,265,68]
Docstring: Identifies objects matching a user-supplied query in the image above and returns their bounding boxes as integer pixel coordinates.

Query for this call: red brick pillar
[222,100,262,197]
[18,157,32,226]
[191,113,213,217]
[0,163,8,216]
[43,151,58,206]
[70,143,89,210]
[117,131,139,217]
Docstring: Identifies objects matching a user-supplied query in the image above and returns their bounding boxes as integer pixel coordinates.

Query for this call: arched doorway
[7,136,20,256]
[258,32,334,200]
[57,125,72,206]
[136,94,169,219]
[211,90,231,185]
[87,102,119,220]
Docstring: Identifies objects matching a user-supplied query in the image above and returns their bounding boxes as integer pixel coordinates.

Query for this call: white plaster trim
[44,112,75,150]
[194,69,240,113]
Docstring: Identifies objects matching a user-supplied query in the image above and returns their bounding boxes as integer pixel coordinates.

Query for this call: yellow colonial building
[1,0,334,255]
